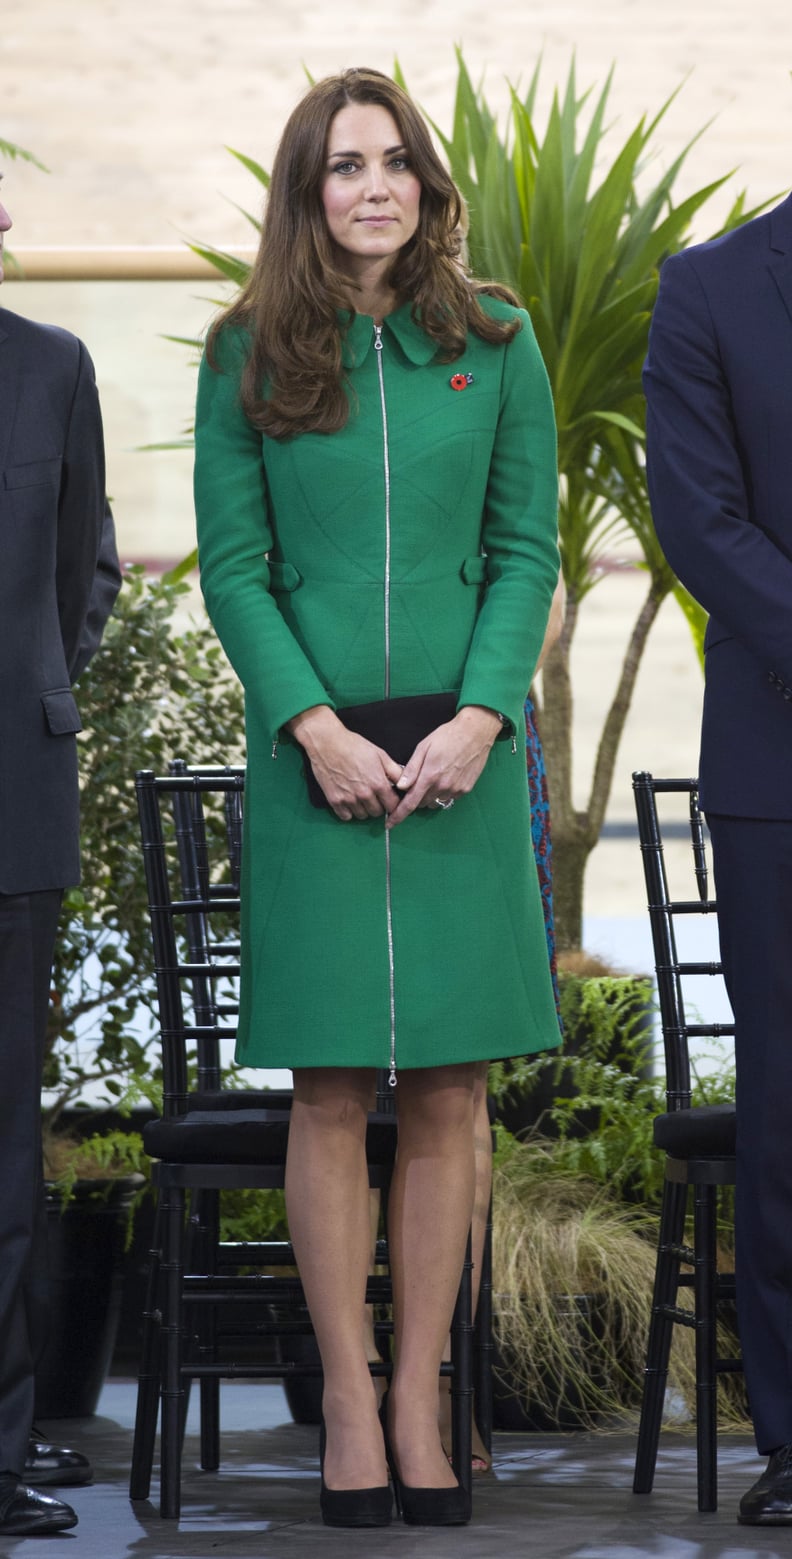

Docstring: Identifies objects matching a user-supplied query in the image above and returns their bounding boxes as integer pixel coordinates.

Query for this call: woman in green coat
[194,68,560,1527]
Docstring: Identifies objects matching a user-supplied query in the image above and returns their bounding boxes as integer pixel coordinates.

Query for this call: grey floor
[2,1382,789,1559]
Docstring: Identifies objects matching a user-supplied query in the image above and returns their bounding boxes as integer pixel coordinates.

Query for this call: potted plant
[489,986,665,1429]
[488,1021,747,1431]
[36,1128,148,1417]
[490,1129,662,1429]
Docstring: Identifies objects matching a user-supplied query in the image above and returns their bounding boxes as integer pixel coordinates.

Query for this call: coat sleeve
[56,337,108,677]
[70,499,122,684]
[644,249,792,688]
[457,310,560,734]
[194,330,335,741]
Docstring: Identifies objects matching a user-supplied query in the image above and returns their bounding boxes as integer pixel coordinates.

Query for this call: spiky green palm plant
[427,52,772,947]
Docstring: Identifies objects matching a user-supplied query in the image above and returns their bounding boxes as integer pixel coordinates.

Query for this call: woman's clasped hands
[288,704,503,825]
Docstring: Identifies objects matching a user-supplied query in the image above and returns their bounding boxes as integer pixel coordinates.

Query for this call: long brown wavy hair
[206,67,520,439]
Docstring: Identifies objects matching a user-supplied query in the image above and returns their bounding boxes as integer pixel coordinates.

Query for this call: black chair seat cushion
[653,1102,736,1158]
[144,1108,397,1166]
[190,1089,294,1112]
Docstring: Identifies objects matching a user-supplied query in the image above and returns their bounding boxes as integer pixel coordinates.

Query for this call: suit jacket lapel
[767,192,792,329]
[0,309,18,479]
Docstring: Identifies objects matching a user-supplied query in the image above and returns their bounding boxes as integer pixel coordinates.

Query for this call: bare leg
[363,1188,386,1403]
[386,1063,477,1490]
[438,1060,493,1469]
[285,1067,387,1491]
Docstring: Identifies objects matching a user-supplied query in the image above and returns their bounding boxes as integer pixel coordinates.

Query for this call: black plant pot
[35,1178,139,1418]
[491,1294,609,1431]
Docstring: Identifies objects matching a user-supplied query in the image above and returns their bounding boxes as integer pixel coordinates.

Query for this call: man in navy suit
[0,173,121,1536]
[644,189,792,1525]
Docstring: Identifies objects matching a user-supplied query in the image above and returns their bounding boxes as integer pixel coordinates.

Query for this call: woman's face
[321,102,421,281]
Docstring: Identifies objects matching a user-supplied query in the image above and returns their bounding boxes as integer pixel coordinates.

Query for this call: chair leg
[693,1182,719,1513]
[449,1232,474,1502]
[198,1379,220,1472]
[634,1178,688,1495]
[473,1198,493,1458]
[160,1184,186,1519]
[129,1200,164,1501]
[186,1188,221,1472]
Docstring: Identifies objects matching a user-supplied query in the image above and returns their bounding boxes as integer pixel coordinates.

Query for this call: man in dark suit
[644,189,792,1525]
[0,174,121,1536]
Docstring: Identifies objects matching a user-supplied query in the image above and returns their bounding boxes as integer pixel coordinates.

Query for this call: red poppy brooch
[449,372,474,391]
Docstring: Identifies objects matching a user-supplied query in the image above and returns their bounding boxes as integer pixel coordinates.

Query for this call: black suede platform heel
[318,1420,393,1528]
[379,1396,472,1527]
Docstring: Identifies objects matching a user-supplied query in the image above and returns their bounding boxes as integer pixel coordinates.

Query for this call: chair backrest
[632,772,735,1113]
[136,765,246,1117]
[168,759,245,1093]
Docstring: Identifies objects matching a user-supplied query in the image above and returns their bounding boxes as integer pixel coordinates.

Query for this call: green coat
[194,297,561,1075]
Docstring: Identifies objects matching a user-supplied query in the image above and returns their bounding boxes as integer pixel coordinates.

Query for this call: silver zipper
[384,831,397,1086]
[374,323,398,1086]
[374,325,392,699]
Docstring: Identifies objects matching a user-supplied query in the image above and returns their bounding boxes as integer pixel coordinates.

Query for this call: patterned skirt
[525,693,561,1021]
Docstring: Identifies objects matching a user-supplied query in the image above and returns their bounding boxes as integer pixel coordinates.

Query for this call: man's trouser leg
[0,890,62,1477]
[708,815,792,1454]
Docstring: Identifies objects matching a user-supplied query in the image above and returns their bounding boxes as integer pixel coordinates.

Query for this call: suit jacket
[643,192,792,816]
[0,306,121,893]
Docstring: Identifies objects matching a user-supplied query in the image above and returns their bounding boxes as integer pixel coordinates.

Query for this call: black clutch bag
[302,691,458,810]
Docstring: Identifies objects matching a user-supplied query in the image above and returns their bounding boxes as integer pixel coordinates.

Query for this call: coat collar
[340,301,438,369]
[767,191,792,329]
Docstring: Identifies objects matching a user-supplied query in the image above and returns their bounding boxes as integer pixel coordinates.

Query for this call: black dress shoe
[318,1421,392,1528]
[25,1429,93,1487]
[0,1475,78,1536]
[379,1394,471,1526]
[738,1444,792,1524]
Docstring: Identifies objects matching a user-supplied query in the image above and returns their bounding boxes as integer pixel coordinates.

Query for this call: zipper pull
[373,324,383,352]
[497,709,519,755]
